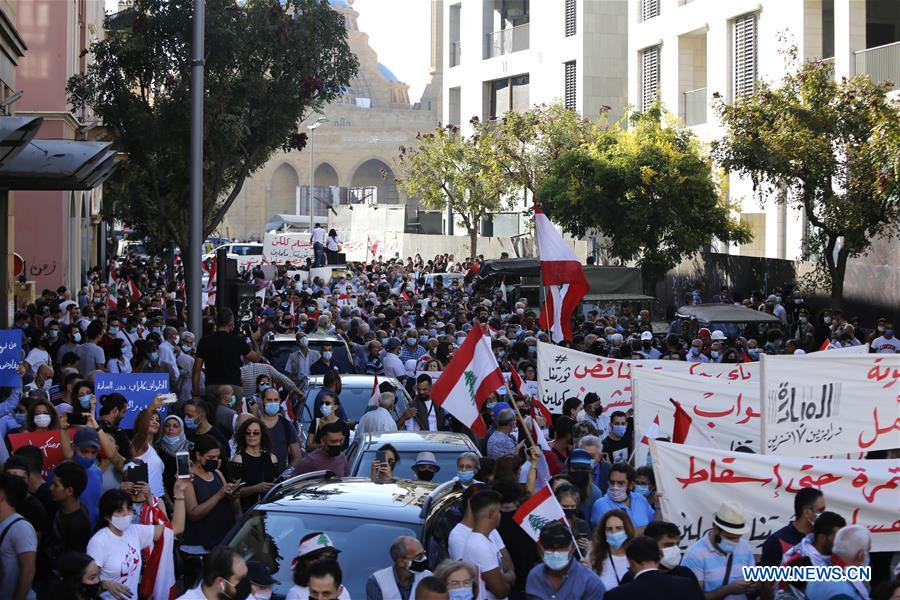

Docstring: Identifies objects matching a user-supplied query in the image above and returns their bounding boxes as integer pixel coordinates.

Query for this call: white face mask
[34,414,51,428]
[660,545,682,569]
[111,514,133,532]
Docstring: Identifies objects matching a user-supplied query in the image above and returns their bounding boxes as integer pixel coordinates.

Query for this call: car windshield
[304,384,405,423]
[357,450,463,484]
[227,510,420,599]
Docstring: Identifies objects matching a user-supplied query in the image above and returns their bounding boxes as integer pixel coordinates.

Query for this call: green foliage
[539,104,751,286]
[397,121,513,258]
[712,52,900,308]
[68,0,358,251]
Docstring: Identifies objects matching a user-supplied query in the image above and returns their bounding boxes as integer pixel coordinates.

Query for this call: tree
[713,52,900,308]
[397,121,513,258]
[67,0,358,254]
[538,105,751,289]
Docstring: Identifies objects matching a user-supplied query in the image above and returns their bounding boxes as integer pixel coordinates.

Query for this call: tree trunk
[468,226,478,259]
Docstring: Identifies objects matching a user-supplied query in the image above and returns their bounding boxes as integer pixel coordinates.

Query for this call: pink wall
[16,0,72,112]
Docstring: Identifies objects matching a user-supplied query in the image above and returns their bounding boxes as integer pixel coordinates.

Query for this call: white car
[203,242,265,271]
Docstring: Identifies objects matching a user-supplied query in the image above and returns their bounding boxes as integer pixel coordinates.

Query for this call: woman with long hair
[105,339,131,373]
[129,407,166,499]
[590,509,635,591]
[26,397,59,431]
[45,551,101,600]
[230,417,278,511]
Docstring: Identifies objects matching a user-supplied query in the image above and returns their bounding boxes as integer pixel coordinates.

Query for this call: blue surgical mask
[128,327,137,335]
[163,435,181,445]
[149,352,159,363]
[612,425,627,438]
[419,335,429,344]
[79,394,92,409]
[108,325,119,335]
[407,337,418,346]
[229,395,237,408]
[258,384,270,393]
[184,417,198,430]
[73,332,82,343]
[320,404,333,417]
[151,327,162,335]
[717,537,737,555]
[456,470,475,483]
[542,550,570,571]
[448,589,473,600]
[606,531,628,550]
[634,484,651,497]
[321,351,333,361]
[74,454,96,469]
[264,403,280,416]
[528,346,536,355]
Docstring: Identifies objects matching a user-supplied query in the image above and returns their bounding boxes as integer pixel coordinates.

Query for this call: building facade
[628,0,900,259]
[14,0,106,291]
[221,0,441,241]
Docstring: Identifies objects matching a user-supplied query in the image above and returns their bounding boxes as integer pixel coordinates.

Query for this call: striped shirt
[682,532,755,600]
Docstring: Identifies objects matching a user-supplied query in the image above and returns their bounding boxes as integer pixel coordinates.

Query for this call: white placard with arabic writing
[632,369,759,465]
[760,353,899,457]
[650,441,900,552]
[536,342,758,414]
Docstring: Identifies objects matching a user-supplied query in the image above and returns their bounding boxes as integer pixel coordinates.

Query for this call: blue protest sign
[0,329,23,387]
[94,373,169,429]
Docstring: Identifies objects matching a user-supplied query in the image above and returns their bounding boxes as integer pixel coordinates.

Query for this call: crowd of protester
[0,250,895,600]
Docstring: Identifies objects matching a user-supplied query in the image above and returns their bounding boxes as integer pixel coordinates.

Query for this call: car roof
[358,431,480,453]
[268,333,344,343]
[306,374,403,387]
[259,476,440,521]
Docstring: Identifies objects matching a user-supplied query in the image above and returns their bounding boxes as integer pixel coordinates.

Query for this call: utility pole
[188,0,205,338]
[307,117,328,231]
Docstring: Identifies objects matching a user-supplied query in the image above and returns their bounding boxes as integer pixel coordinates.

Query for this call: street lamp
[304,117,329,231]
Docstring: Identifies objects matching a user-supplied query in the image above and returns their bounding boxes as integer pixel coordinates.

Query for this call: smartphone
[176,451,191,479]
[125,462,149,485]
[375,450,386,464]
[160,393,178,404]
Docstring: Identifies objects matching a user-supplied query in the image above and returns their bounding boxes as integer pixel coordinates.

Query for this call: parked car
[262,332,356,375]
[300,374,411,425]
[346,431,481,484]
[222,473,462,598]
[424,272,466,288]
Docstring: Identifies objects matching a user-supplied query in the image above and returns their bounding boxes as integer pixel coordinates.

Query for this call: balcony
[820,56,835,80]
[855,41,900,91]
[682,87,707,126]
[485,22,529,59]
[450,41,461,67]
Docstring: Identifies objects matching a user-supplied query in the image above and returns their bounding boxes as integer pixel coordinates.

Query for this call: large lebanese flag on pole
[431,323,505,438]
[670,399,717,447]
[535,206,588,343]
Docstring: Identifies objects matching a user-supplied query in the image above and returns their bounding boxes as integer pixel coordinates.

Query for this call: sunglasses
[246,430,261,436]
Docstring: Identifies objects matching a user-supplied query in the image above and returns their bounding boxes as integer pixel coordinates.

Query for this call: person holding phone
[230,417,278,511]
[156,415,191,499]
[182,435,241,551]
[129,407,166,498]
[369,443,399,484]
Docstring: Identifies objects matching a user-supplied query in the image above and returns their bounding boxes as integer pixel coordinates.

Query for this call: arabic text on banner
[0,329,23,387]
[536,342,758,414]
[94,373,169,429]
[649,440,900,553]
[8,429,78,478]
[760,353,899,457]
[632,369,759,465]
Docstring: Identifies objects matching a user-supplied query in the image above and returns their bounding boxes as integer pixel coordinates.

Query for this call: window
[733,13,758,98]
[564,61,576,110]
[565,0,576,37]
[489,74,530,120]
[640,46,660,112]
[449,87,461,127]
[640,0,659,22]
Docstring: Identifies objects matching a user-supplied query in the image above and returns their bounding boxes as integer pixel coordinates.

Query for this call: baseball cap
[73,427,100,450]
[567,448,594,467]
[539,521,573,548]
[384,338,401,351]
[640,331,653,341]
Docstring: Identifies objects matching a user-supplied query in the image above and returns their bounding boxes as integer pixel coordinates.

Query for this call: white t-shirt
[448,522,506,560]
[134,445,166,498]
[87,524,156,600]
[462,531,505,600]
[285,584,351,599]
[598,553,629,592]
[871,336,899,353]
[24,348,50,372]
[311,227,325,244]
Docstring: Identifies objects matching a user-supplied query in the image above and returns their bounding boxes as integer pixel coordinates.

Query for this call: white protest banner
[263,232,312,264]
[650,441,900,552]
[536,342,758,413]
[632,369,759,465]
[806,343,870,355]
[761,353,899,456]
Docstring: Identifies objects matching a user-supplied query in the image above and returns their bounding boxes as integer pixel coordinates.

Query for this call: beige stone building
[222,0,442,240]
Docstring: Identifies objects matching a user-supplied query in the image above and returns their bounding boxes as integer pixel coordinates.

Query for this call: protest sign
[0,329,22,387]
[650,441,900,552]
[8,429,78,478]
[536,342,757,413]
[263,233,313,264]
[761,353,899,456]
[95,373,169,429]
[632,369,759,464]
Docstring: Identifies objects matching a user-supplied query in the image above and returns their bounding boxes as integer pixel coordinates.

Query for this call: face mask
[885,330,895,338]
[263,402,280,417]
[710,351,719,359]
[542,550,570,571]
[49,330,59,339]
[449,589,473,600]
[75,454,96,469]
[79,394,92,409]
[110,514,133,532]
[320,404,333,417]
[824,316,832,325]
[108,325,119,335]
[409,556,429,573]
[228,395,237,408]
[528,346,536,355]
[457,470,475,483]
[717,537,737,554]
[149,352,159,363]
[299,337,309,348]
[14,412,25,426]
[34,414,52,428]
[456,337,465,346]
[151,327,162,335]
[184,417,198,430]
[79,581,101,599]
[416,469,435,482]
[321,351,333,361]
[608,486,628,502]
[634,484,651,497]
[182,344,192,353]
[419,335,429,344]
[799,316,808,324]
[73,332,82,343]
[661,545,682,569]
[516,308,525,315]
[203,458,220,472]
[612,425,627,438]
[563,508,577,521]
[163,434,181,446]
[258,384,270,394]
[325,444,342,457]
[606,531,628,550]
[406,337,417,346]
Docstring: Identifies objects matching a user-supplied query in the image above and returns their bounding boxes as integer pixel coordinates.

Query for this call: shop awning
[0,138,122,190]
[0,116,41,167]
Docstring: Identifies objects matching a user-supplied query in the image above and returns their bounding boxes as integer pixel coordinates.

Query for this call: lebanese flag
[513,483,569,542]
[401,289,411,303]
[431,323,505,438]
[205,259,217,307]
[128,277,142,300]
[535,206,588,342]
[365,375,380,413]
[818,338,832,351]
[107,267,118,311]
[138,497,176,600]
[640,414,661,445]
[670,399,716,447]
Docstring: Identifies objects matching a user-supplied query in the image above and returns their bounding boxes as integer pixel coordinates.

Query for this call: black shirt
[196,331,251,386]
[603,433,633,464]
[49,504,91,555]
[761,521,805,566]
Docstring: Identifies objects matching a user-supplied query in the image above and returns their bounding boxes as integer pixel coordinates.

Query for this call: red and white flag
[205,259,217,307]
[365,375,380,414]
[128,277,142,300]
[107,267,118,311]
[535,206,588,342]
[529,406,552,489]
[513,483,568,541]
[431,323,505,437]
[640,414,661,446]
[670,399,716,447]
